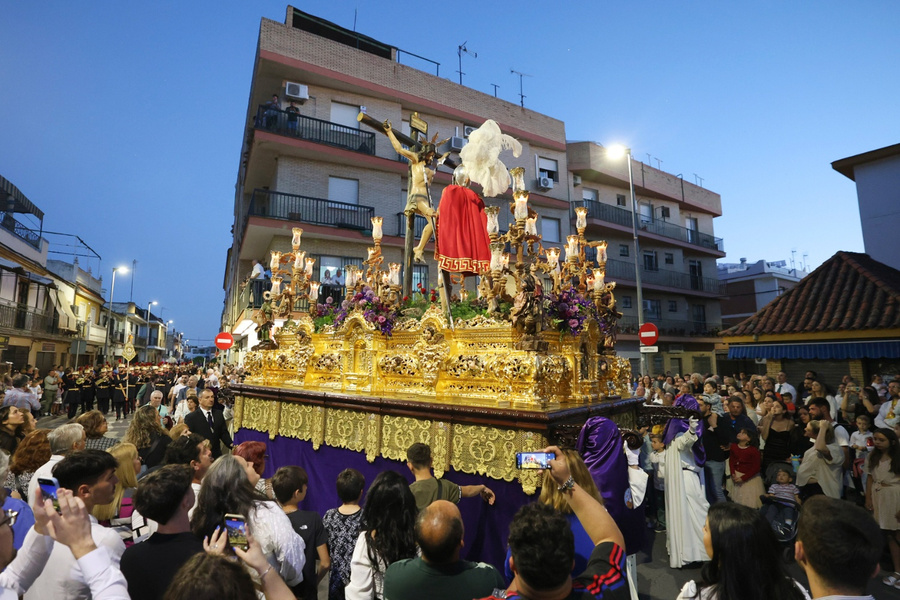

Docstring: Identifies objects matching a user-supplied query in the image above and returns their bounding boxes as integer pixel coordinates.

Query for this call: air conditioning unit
[284,81,309,101]
[537,176,554,190]
[463,125,476,138]
[572,174,582,186]
[660,206,671,218]
[448,136,467,152]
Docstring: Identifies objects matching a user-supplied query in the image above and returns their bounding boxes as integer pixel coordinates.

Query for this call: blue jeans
[705,460,727,503]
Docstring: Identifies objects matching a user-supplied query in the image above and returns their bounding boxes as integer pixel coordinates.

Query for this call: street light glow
[115,266,129,274]
[606,144,628,160]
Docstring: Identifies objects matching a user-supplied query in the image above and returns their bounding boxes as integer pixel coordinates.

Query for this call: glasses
[0,510,19,528]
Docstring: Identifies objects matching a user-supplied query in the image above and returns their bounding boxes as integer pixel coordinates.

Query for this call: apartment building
[46,258,107,367]
[221,7,573,359]
[718,258,808,329]
[567,142,725,376]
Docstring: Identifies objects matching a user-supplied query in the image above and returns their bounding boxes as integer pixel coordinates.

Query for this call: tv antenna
[693,173,704,187]
[457,42,477,85]
[510,68,532,107]
[490,83,500,97]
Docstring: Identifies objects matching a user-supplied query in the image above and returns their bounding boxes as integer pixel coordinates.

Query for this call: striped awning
[727,340,900,360]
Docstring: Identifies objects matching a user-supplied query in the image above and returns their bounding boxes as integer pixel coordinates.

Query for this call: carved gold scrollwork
[313,353,342,373]
[325,409,368,453]
[233,395,244,430]
[241,397,272,434]
[377,354,419,377]
[381,415,432,462]
[445,355,486,378]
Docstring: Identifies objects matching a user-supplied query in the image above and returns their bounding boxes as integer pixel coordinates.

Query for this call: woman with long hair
[123,404,172,470]
[808,380,837,419]
[191,454,305,588]
[346,470,417,600]
[93,442,140,543]
[233,441,273,499]
[0,406,26,455]
[865,428,900,588]
[5,429,51,499]
[760,398,794,472]
[77,410,117,451]
[677,503,806,600]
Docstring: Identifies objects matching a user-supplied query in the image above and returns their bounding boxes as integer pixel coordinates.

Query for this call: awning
[48,289,78,332]
[728,340,900,360]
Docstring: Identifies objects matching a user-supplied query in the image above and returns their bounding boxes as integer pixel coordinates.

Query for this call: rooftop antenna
[791,248,797,273]
[646,153,652,164]
[490,83,499,97]
[802,252,809,272]
[510,68,532,107]
[654,157,663,170]
[693,173,704,187]
[457,42,477,85]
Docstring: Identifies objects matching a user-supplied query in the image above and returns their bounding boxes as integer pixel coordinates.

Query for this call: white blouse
[249,501,307,587]
[346,532,387,600]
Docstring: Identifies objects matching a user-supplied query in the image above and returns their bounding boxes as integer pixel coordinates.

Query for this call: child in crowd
[322,468,365,600]
[851,414,875,494]
[272,465,331,600]
[729,427,765,509]
[702,381,725,417]
[761,467,801,534]
[648,434,666,533]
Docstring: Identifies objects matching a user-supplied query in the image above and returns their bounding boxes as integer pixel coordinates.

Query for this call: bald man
[383,500,504,600]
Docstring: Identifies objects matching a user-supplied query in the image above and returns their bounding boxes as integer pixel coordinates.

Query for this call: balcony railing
[573,200,724,252]
[133,335,148,348]
[396,213,429,238]
[254,106,376,155]
[249,189,375,231]
[0,298,57,334]
[584,250,725,294]
[619,315,722,337]
[0,212,42,249]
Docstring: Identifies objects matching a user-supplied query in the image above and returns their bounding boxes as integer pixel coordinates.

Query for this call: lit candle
[291,227,303,249]
[597,241,608,263]
[270,276,283,295]
[566,235,580,261]
[500,253,510,270]
[514,195,529,221]
[546,247,560,266]
[485,206,500,235]
[510,167,526,194]
[308,281,320,301]
[371,217,383,242]
[293,250,306,270]
[270,251,282,271]
[593,268,605,291]
[389,263,401,286]
[526,216,538,236]
[575,207,588,230]
[382,273,391,287]
[585,275,594,290]
[305,257,315,277]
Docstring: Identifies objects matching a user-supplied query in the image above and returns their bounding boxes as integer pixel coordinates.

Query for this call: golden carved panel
[241,397,274,436]
[325,409,369,454]
[450,424,548,495]
[381,415,432,462]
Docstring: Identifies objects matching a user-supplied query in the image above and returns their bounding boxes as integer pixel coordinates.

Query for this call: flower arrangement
[333,286,397,336]
[312,296,339,332]
[544,287,595,336]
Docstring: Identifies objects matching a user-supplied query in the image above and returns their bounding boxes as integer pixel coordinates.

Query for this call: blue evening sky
[1,1,897,344]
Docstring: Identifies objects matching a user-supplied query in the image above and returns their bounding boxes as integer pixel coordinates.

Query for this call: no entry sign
[638,323,659,346]
[214,332,235,350]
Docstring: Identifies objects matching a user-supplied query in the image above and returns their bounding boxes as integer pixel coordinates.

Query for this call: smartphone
[516,452,554,470]
[225,513,249,550]
[37,477,61,513]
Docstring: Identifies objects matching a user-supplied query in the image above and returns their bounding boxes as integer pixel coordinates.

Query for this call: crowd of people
[0,362,891,599]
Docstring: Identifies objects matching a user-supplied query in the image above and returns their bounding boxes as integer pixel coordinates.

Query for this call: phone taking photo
[225,513,249,550]
[515,452,554,470]
[37,477,61,513]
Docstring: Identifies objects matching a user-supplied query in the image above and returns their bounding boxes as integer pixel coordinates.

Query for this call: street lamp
[103,266,129,363]
[146,300,158,361]
[607,144,647,378]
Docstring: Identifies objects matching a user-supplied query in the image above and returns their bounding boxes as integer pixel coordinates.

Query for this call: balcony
[619,315,722,337]
[254,106,376,155]
[133,335,148,348]
[573,200,724,252]
[0,298,58,334]
[0,212,42,250]
[585,249,725,295]
[395,213,429,238]
[249,189,375,231]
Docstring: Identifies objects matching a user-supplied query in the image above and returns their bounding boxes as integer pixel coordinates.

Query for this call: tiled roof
[722,251,900,337]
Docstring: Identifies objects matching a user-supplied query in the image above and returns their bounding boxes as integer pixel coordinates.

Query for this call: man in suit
[185,389,232,458]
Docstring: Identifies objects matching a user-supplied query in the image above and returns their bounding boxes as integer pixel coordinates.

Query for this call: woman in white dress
[346,470,417,600]
[191,454,306,588]
[676,502,809,600]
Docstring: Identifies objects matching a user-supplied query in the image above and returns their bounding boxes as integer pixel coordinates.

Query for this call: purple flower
[568,319,579,328]
[358,299,367,307]
[341,300,349,310]
[378,315,386,323]
[325,296,334,305]
[558,303,569,312]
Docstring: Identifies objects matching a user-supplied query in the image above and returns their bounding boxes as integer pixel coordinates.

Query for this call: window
[639,203,652,225]
[643,299,661,320]
[668,300,678,312]
[653,355,664,374]
[691,304,707,333]
[619,244,629,257]
[616,194,626,207]
[685,216,698,243]
[643,251,658,271]
[664,252,674,265]
[693,356,711,375]
[412,265,429,290]
[330,102,361,129]
[537,157,559,182]
[622,296,632,309]
[328,177,358,205]
[542,217,561,243]
[582,188,598,202]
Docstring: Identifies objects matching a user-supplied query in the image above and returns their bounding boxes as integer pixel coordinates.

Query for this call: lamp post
[608,145,646,378]
[103,266,129,364]
[146,300,157,362]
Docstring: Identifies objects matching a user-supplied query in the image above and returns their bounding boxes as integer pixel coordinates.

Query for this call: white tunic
[663,430,710,568]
